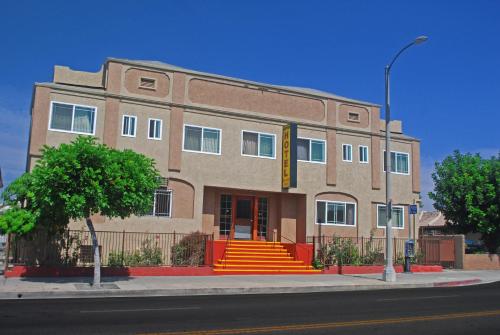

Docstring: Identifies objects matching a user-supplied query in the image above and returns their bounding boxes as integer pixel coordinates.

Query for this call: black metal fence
[8,230,213,267]
[308,236,443,266]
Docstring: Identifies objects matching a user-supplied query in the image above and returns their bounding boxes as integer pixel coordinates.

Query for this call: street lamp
[383,36,428,282]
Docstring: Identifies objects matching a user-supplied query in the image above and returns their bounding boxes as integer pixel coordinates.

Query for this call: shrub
[107,239,163,267]
[171,232,207,266]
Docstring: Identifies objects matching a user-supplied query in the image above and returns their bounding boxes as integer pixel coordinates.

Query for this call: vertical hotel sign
[282,123,297,188]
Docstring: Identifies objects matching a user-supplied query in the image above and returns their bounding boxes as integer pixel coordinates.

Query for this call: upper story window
[377,204,404,229]
[359,145,369,163]
[241,131,276,159]
[122,115,137,137]
[297,138,326,163]
[316,200,356,226]
[384,151,410,175]
[139,77,156,90]
[342,144,352,162]
[49,102,96,135]
[183,124,221,155]
[148,118,162,140]
[348,112,360,122]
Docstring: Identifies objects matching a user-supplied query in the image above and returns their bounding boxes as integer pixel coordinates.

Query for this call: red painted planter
[322,264,443,274]
[4,266,214,278]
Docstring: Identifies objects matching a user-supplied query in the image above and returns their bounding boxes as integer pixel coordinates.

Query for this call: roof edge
[105,57,381,108]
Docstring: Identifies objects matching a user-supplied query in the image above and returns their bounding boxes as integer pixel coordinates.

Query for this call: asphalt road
[1,282,499,335]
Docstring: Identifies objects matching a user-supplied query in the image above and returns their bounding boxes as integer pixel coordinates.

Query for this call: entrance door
[234,197,254,240]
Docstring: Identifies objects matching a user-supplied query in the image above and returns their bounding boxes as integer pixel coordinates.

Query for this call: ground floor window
[258,198,268,238]
[150,188,172,217]
[377,204,404,229]
[219,194,232,236]
[316,200,356,226]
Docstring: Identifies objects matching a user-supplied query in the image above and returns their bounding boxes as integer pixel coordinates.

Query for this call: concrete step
[213,269,322,275]
[225,247,288,253]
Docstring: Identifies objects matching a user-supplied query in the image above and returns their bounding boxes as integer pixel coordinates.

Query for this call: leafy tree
[429,151,500,252]
[0,136,161,286]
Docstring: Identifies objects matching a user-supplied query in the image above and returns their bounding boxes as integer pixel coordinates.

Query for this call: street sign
[409,204,418,214]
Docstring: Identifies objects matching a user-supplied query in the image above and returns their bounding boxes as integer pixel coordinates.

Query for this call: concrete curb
[0,278,486,300]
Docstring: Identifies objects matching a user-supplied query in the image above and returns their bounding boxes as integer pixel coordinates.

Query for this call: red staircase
[213,240,321,275]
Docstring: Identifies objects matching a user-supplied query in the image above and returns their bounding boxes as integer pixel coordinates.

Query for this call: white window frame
[297,137,326,164]
[148,118,162,140]
[315,200,357,227]
[48,101,97,135]
[342,144,352,162]
[240,130,276,159]
[182,124,222,155]
[376,204,405,229]
[383,150,411,175]
[359,145,369,164]
[121,115,137,138]
[151,189,172,217]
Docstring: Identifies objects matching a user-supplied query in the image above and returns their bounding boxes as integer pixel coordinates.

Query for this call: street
[0,282,499,334]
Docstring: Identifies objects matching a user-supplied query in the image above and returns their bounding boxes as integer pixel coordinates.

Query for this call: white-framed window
[377,204,404,229]
[150,188,172,217]
[383,151,410,174]
[342,144,352,162]
[359,145,369,163]
[148,118,162,140]
[122,115,137,137]
[241,131,276,159]
[297,138,326,163]
[316,200,356,226]
[183,124,221,155]
[49,101,96,135]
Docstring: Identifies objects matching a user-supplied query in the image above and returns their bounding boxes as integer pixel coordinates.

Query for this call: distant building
[26,58,421,242]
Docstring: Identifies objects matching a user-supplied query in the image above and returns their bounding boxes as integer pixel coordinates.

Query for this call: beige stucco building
[27,58,421,242]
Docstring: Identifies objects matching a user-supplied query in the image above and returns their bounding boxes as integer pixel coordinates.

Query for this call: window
[241,131,275,158]
[348,112,360,122]
[148,119,162,140]
[122,115,137,137]
[183,125,221,154]
[316,200,356,226]
[377,204,404,229]
[297,138,326,163]
[359,145,369,163]
[342,144,352,162]
[49,102,96,135]
[383,151,410,174]
[219,195,232,236]
[139,77,156,89]
[150,188,172,217]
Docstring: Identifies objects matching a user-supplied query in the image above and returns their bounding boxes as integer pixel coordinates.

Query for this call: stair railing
[220,234,231,269]
[281,235,309,262]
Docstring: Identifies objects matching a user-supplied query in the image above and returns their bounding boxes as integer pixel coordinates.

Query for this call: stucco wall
[30,59,420,240]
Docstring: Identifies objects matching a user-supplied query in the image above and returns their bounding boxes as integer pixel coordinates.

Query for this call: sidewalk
[1,270,499,300]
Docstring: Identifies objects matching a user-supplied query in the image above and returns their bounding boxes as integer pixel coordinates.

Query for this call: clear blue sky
[1,0,499,209]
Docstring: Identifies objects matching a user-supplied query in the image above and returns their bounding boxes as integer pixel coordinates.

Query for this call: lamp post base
[383,265,397,282]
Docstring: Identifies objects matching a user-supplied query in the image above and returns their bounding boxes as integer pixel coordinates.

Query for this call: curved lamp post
[383,36,428,282]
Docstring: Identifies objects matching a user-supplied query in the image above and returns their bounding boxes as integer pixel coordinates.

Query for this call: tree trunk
[85,217,101,288]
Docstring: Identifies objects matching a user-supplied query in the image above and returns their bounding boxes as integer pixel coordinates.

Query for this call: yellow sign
[282,125,291,188]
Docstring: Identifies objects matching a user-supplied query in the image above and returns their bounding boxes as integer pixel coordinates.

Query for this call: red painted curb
[433,279,482,287]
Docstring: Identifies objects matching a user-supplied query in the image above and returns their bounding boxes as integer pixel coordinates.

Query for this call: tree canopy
[1,136,161,285]
[429,151,500,252]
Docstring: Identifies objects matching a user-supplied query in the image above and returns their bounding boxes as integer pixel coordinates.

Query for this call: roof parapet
[380,119,403,134]
[53,65,105,89]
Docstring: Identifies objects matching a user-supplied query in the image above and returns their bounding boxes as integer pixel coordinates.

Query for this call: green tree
[429,151,500,252]
[0,136,161,286]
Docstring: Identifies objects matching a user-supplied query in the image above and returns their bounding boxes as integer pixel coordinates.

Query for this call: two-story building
[26,58,420,244]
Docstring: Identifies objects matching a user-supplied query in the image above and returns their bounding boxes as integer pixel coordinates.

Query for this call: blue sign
[409,204,418,214]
